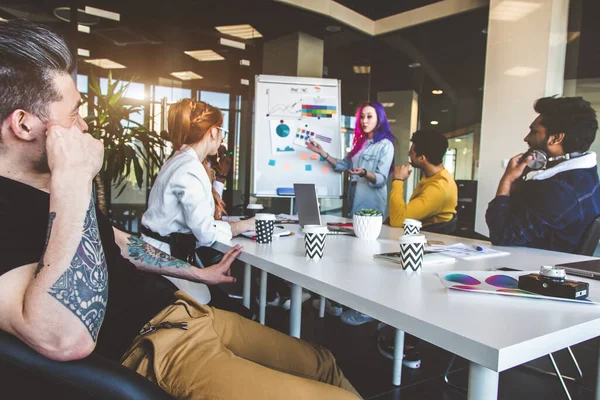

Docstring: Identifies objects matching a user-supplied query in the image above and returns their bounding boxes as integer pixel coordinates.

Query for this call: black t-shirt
[0,176,177,361]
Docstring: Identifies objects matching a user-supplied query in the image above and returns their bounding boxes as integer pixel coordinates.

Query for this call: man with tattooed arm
[0,20,360,400]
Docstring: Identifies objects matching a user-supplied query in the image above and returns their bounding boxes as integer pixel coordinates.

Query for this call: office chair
[421,215,458,235]
[444,215,600,399]
[0,329,174,399]
[574,215,600,256]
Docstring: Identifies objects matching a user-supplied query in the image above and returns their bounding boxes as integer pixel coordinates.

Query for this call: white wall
[474,0,569,236]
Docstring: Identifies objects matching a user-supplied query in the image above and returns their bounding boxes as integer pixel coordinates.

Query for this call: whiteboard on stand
[252,74,343,198]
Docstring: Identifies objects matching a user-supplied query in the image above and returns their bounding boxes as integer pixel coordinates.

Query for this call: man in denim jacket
[486,96,600,253]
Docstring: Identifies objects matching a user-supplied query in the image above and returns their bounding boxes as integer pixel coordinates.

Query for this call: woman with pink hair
[307,102,396,216]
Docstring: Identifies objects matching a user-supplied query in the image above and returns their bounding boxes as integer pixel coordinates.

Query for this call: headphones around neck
[523,149,587,170]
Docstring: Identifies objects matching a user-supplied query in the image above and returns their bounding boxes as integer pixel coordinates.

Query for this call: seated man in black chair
[0,20,360,400]
[486,96,600,253]
[388,130,458,231]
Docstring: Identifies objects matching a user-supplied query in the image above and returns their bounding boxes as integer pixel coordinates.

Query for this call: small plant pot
[353,214,383,240]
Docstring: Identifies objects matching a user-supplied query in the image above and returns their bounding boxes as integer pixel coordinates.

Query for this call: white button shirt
[142,146,232,304]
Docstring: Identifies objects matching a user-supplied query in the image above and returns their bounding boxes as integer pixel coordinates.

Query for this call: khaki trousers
[121,291,361,399]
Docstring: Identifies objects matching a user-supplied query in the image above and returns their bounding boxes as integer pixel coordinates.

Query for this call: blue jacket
[486,152,600,253]
[335,138,394,216]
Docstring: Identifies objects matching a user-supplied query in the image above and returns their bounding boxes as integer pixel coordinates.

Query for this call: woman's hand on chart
[305,140,324,156]
[196,245,243,285]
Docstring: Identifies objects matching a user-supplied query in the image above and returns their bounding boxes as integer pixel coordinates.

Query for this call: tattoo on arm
[35,212,56,277]
[48,200,109,342]
[126,236,190,269]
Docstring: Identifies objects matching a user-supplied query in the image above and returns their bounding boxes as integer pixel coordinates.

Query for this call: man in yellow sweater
[389,130,457,228]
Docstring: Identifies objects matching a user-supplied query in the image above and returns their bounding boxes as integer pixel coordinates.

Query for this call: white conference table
[213,216,600,400]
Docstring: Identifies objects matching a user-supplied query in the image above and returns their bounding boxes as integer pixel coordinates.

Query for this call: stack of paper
[425,243,509,260]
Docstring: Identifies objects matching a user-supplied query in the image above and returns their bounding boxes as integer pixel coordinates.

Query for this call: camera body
[518,266,589,300]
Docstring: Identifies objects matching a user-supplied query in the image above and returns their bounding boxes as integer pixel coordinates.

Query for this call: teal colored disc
[276,124,290,138]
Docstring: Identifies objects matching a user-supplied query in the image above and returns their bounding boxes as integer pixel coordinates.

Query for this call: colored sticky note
[300,154,308,160]
[268,159,276,166]
[322,166,329,173]
[283,163,291,170]
[310,154,318,160]
[305,165,312,171]
[320,156,326,161]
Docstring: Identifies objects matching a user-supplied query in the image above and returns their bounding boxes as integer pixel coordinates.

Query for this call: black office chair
[421,215,458,235]
[444,215,600,399]
[574,215,600,256]
[0,329,174,399]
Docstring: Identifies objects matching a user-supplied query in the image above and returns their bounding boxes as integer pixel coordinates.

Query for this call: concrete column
[377,91,419,206]
[262,32,324,78]
[474,0,569,236]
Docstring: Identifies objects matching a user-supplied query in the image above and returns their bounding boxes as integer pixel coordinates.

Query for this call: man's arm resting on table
[112,228,241,285]
[389,180,445,227]
[0,180,108,361]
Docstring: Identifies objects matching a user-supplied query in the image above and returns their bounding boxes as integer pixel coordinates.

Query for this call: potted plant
[353,208,383,240]
[85,73,167,213]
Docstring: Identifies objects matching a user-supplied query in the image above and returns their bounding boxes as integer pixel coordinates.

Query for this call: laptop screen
[294,183,321,227]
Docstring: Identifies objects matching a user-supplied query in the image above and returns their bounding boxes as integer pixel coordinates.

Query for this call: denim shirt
[335,138,394,216]
[486,152,600,253]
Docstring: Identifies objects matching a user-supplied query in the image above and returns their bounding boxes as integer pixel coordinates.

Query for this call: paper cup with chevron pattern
[403,219,422,236]
[398,234,427,271]
[255,213,276,244]
[303,225,329,261]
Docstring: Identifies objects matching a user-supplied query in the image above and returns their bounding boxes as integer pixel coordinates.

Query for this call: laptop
[556,259,600,281]
[293,183,354,235]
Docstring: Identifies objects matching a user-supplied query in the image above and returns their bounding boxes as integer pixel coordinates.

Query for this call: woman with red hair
[141,99,254,316]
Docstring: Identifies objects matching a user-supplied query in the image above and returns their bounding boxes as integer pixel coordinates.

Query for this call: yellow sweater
[389,169,458,228]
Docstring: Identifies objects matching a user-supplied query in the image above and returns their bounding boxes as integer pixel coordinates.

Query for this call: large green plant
[85,73,167,201]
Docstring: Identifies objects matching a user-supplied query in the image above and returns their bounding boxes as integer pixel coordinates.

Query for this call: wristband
[359,169,367,178]
[322,152,329,159]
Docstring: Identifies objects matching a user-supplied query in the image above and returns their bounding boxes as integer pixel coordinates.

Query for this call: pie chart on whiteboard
[276,122,290,138]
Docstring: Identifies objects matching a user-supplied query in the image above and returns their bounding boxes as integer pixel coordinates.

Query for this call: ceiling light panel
[77,48,90,57]
[78,24,90,33]
[84,58,126,69]
[170,71,203,80]
[215,24,262,39]
[220,38,245,50]
[184,49,225,62]
[84,6,120,21]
